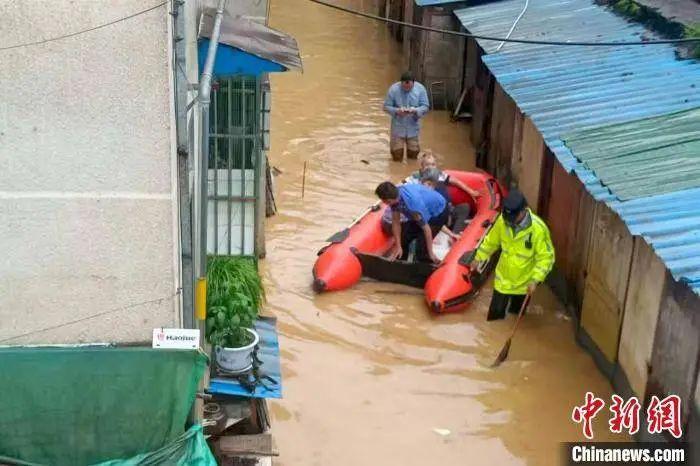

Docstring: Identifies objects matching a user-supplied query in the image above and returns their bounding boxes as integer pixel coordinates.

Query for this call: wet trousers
[487,290,530,321]
[399,206,449,262]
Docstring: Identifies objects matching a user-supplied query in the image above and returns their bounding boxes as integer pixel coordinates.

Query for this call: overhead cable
[0,1,168,52]
[308,0,700,47]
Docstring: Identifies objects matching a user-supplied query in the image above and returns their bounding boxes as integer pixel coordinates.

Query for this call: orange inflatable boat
[312,170,505,313]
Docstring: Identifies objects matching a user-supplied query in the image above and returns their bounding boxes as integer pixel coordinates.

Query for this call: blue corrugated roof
[415,0,465,5]
[454,0,700,294]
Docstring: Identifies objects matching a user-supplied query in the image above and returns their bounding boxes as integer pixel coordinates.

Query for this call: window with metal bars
[207,76,261,256]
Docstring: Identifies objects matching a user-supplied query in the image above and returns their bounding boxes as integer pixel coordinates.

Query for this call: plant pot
[214,328,260,374]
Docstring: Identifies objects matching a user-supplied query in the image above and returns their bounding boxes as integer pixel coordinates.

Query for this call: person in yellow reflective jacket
[470,189,555,321]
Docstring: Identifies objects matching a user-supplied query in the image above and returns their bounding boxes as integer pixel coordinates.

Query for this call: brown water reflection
[262,1,629,464]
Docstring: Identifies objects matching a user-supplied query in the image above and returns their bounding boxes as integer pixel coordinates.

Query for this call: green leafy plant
[205,256,265,348]
[685,23,700,59]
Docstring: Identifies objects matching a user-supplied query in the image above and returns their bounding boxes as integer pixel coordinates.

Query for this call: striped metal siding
[454,0,700,293]
[415,0,467,6]
[561,109,700,201]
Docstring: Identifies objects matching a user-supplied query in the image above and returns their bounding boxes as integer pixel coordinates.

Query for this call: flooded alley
[262,0,630,464]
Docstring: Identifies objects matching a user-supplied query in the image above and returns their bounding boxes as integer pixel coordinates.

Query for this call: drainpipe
[194,0,227,325]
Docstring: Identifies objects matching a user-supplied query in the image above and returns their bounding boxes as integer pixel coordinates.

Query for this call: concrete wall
[0,1,181,343]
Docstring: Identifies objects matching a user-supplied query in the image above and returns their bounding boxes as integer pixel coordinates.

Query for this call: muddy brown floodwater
[261,0,630,464]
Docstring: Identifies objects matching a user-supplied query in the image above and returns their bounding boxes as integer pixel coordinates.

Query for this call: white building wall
[0,1,181,343]
[196,0,269,24]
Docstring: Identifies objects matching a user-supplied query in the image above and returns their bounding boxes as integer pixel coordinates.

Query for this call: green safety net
[0,346,216,466]
[95,424,214,466]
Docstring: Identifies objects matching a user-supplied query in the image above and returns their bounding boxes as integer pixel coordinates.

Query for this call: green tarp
[0,346,215,465]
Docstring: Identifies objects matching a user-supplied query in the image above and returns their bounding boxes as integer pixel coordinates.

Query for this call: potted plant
[206,256,265,374]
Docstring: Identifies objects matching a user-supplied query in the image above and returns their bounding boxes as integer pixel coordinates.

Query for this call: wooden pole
[492,293,532,367]
[302,161,307,199]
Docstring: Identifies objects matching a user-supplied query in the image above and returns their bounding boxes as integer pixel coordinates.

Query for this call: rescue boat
[312,170,505,313]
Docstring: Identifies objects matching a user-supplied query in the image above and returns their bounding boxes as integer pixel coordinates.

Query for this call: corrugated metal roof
[610,189,700,293]
[415,0,466,6]
[562,108,700,201]
[454,0,700,294]
[199,8,302,72]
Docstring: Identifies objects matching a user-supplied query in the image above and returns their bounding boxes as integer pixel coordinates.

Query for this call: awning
[198,8,302,77]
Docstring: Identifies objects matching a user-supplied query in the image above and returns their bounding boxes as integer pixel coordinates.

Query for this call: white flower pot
[214,328,260,374]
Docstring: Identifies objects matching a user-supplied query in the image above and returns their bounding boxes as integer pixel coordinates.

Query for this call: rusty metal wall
[515,117,545,210]
[488,83,517,186]
[402,0,415,70]
[580,204,635,365]
[646,278,700,440]
[546,160,583,288]
[388,0,405,41]
[618,238,665,399]
[572,189,596,313]
[468,41,490,151]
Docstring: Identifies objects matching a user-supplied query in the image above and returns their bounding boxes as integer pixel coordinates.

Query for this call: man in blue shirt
[375,181,448,264]
[383,71,430,162]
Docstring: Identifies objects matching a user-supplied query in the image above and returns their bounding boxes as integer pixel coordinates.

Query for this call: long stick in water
[302,161,307,199]
[492,293,532,367]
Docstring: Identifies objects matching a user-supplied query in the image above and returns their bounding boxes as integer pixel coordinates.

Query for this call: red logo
[572,393,683,439]
[572,392,606,439]
[609,395,641,435]
[647,395,682,439]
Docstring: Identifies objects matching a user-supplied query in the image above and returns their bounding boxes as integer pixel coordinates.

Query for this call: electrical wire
[307,0,700,47]
[494,0,529,52]
[0,291,180,344]
[0,1,168,52]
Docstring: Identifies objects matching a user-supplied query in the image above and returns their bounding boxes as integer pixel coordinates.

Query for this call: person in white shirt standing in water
[383,71,430,162]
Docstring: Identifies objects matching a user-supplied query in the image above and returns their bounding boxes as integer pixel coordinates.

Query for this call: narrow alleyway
[262,0,629,464]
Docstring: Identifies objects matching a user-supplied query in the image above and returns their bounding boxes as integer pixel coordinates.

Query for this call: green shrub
[205,256,265,348]
[685,23,700,59]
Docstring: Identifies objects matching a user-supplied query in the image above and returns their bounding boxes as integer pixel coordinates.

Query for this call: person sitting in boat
[406,151,480,202]
[375,181,449,264]
[419,168,463,243]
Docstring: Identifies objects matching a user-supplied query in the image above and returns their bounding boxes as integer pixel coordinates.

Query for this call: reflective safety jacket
[475,209,555,295]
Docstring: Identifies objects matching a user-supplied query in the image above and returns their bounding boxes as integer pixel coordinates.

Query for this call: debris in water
[432,428,451,436]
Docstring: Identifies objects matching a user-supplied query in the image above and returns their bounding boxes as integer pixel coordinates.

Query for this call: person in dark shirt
[375,181,449,264]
